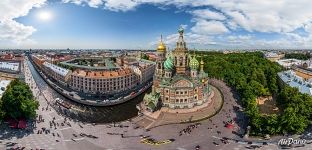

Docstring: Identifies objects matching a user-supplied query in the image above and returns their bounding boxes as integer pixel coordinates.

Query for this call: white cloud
[213,0,312,33]
[63,0,104,8]
[190,9,226,21]
[103,0,140,11]
[0,0,46,44]
[222,33,312,49]
[191,20,228,35]
[227,35,252,43]
[85,0,103,8]
[305,23,312,34]
[0,0,46,20]
[186,33,216,45]
[0,20,36,43]
[62,0,83,5]
[180,24,188,29]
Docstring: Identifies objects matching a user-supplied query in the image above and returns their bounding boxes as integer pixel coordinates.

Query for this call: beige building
[70,68,137,95]
[32,54,155,96]
[130,59,155,84]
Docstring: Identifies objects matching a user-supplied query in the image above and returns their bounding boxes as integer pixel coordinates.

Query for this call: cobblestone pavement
[1,59,311,150]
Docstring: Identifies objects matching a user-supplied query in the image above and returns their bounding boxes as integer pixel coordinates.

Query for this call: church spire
[200,57,204,72]
[176,26,187,51]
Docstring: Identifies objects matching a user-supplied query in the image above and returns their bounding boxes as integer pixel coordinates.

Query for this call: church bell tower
[173,26,189,74]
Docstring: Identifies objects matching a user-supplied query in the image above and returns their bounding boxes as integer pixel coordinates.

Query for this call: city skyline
[1,0,312,49]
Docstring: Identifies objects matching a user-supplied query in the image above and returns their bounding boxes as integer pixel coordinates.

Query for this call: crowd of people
[179,123,201,136]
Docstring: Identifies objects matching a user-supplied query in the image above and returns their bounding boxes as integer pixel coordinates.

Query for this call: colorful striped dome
[164,56,174,70]
[189,56,199,70]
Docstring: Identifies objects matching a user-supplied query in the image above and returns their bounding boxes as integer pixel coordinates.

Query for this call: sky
[1,0,312,50]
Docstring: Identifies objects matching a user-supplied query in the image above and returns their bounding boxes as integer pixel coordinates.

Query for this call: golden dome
[157,35,166,52]
[157,42,166,52]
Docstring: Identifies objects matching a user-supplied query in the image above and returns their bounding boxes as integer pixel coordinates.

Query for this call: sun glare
[38,11,52,21]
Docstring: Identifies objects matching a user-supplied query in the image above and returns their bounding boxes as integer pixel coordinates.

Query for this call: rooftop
[277,59,302,68]
[0,62,19,72]
[265,52,279,58]
[278,70,312,95]
[43,62,70,77]
[60,58,120,70]
[72,68,132,78]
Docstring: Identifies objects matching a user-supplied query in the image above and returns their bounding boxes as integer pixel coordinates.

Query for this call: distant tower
[173,26,189,74]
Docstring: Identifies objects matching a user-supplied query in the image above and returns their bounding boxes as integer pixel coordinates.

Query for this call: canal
[27,59,148,123]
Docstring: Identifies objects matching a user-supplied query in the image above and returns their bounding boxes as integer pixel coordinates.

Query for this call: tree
[141,53,149,60]
[279,107,308,134]
[0,99,5,120]
[263,115,279,135]
[285,53,309,60]
[1,79,39,120]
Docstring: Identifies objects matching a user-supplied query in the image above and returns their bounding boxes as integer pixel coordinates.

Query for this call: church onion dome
[164,55,174,70]
[178,26,184,34]
[157,35,166,52]
[190,56,199,70]
[157,42,166,52]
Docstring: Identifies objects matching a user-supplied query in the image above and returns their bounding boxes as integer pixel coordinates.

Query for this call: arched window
[185,56,187,64]
[175,57,177,65]
[179,57,183,66]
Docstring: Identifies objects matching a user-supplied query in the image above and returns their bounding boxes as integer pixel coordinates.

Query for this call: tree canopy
[284,53,310,60]
[0,79,39,120]
[141,53,149,60]
[199,51,312,135]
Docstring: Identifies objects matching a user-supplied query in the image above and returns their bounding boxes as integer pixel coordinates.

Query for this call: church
[144,27,211,111]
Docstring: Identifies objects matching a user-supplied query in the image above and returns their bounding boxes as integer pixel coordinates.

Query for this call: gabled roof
[171,75,194,88]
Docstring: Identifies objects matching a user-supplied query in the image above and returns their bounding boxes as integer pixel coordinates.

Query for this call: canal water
[27,59,149,123]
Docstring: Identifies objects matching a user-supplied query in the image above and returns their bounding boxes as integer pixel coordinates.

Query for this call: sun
[38,11,52,21]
